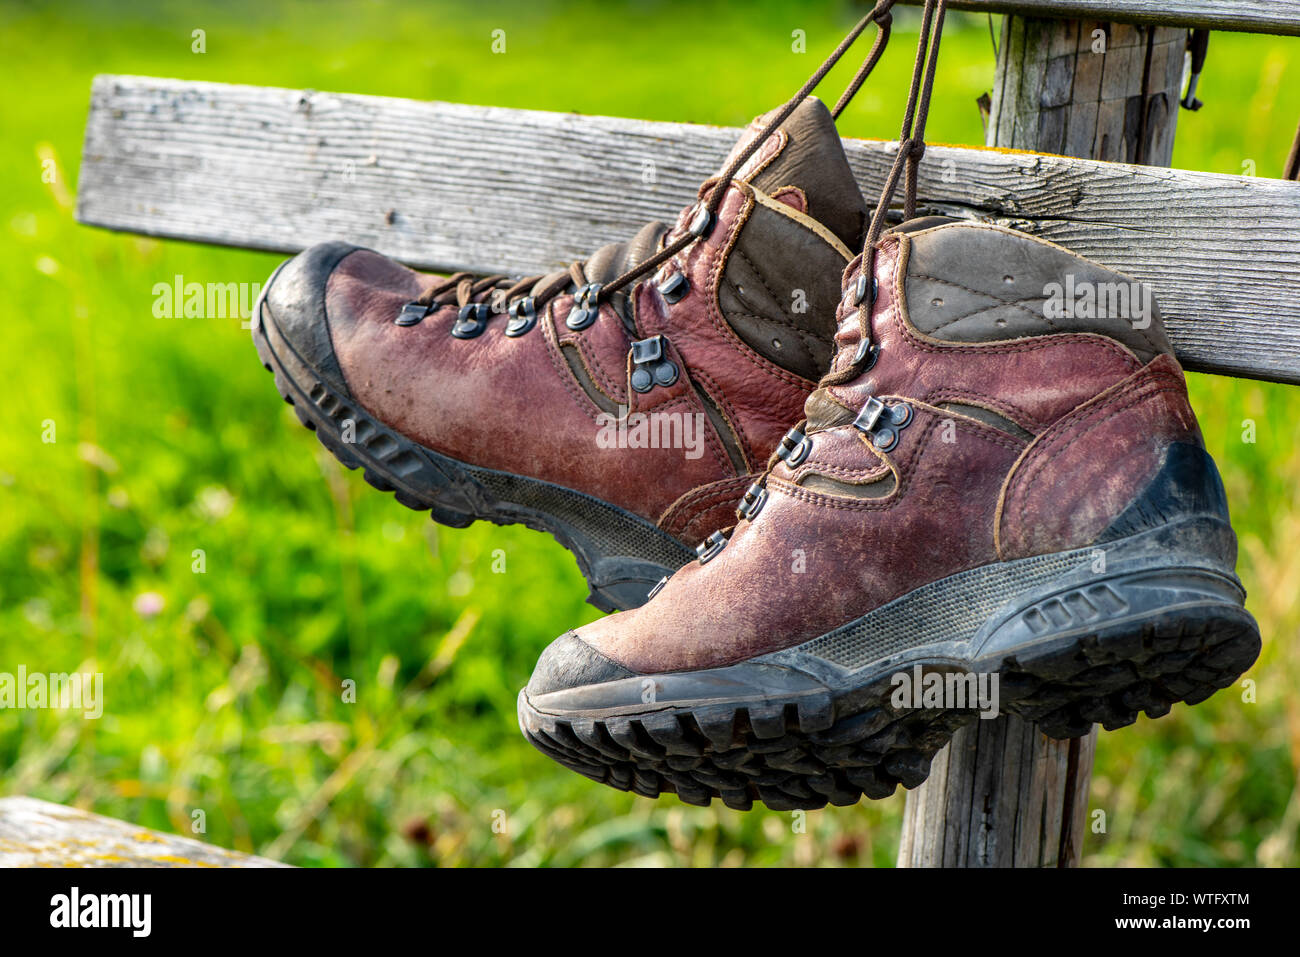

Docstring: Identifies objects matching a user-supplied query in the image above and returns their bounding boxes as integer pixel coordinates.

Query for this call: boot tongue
[581,219,670,301]
[736,96,867,251]
[529,220,668,327]
[707,97,870,381]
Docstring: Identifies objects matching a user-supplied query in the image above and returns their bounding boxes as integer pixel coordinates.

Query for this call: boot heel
[978,559,1260,739]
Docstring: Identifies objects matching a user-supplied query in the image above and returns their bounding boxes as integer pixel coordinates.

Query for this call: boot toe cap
[526,631,635,697]
[260,240,363,398]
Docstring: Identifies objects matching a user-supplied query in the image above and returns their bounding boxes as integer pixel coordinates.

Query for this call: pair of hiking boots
[251,4,1259,811]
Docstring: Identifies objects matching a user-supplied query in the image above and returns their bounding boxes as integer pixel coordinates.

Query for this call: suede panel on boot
[902,221,1175,362]
[718,193,852,380]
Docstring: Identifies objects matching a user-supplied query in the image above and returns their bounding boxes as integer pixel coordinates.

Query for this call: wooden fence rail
[78,76,1300,384]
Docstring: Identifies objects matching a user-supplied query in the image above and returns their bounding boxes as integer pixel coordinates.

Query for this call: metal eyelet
[776,428,811,468]
[629,335,679,393]
[696,530,727,565]
[853,396,914,451]
[395,302,430,326]
[451,302,491,339]
[853,397,887,433]
[657,271,689,304]
[872,427,899,452]
[737,482,768,521]
[688,206,715,238]
[786,437,812,466]
[888,402,913,428]
[859,274,878,306]
[505,297,537,337]
[565,283,603,331]
[852,339,879,371]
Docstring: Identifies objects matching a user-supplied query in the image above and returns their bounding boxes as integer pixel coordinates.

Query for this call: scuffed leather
[997,353,1202,560]
[328,255,732,525]
[657,473,758,544]
[562,223,1211,674]
[308,114,853,544]
[575,404,1025,673]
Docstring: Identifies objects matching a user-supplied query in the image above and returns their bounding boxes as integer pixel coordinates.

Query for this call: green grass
[1,0,1297,867]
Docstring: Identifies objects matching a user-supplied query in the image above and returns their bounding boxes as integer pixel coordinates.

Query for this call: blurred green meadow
[1,0,1297,867]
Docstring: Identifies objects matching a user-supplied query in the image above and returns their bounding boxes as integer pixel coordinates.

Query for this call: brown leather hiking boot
[518,219,1262,810]
[252,96,869,611]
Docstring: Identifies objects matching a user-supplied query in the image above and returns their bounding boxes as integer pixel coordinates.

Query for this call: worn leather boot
[253,96,868,611]
[519,219,1262,810]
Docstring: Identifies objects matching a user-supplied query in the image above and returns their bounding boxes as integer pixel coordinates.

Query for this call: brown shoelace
[597,0,900,302]
[822,0,949,388]
[414,262,585,313]
[736,0,950,523]
[404,0,900,330]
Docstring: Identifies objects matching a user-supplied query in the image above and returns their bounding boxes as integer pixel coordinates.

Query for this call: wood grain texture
[77,76,1300,384]
[0,796,288,867]
[898,0,1300,36]
[898,718,1096,866]
[992,20,1185,167]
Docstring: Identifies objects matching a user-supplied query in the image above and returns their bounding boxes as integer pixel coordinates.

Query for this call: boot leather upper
[266,98,861,547]
[535,222,1206,683]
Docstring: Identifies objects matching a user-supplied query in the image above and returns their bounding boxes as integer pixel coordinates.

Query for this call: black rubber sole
[519,533,1261,810]
[251,269,694,613]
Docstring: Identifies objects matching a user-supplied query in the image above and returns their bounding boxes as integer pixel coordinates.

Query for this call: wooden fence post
[898,14,1187,867]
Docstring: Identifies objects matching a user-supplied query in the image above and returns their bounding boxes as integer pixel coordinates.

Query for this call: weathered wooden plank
[988,15,1026,146]
[898,0,1300,36]
[76,76,1300,384]
[1013,18,1051,146]
[0,796,288,867]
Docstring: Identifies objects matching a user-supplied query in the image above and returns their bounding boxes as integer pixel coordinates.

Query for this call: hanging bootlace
[597,0,900,305]
[396,0,900,337]
[731,0,950,535]
[824,0,949,387]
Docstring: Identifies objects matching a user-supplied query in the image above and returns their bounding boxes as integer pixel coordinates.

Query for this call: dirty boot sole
[251,272,693,613]
[518,520,1260,809]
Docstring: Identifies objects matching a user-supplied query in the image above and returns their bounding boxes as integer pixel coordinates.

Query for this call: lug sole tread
[519,606,1259,810]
